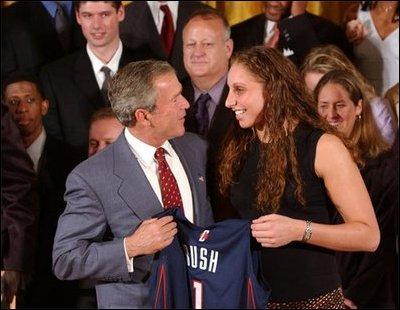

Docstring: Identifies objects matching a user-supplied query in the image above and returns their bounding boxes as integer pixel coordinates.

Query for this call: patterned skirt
[267,287,345,309]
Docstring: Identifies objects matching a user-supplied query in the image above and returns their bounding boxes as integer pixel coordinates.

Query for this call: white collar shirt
[124,128,194,222]
[86,40,123,89]
[26,128,46,172]
[122,128,193,272]
[264,20,277,44]
[147,1,179,33]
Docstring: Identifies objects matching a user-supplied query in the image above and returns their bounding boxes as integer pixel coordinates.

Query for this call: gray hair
[108,60,175,127]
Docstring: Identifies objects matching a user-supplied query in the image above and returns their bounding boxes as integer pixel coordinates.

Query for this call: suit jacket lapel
[182,78,197,132]
[171,2,186,63]
[208,84,231,136]
[113,134,163,220]
[119,45,132,68]
[74,50,105,109]
[136,1,166,59]
[256,14,267,45]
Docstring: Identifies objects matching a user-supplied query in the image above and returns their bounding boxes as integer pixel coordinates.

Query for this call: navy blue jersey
[150,208,270,309]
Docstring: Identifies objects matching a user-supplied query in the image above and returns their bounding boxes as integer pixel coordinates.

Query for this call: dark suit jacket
[23,134,83,308]
[1,9,43,79]
[232,12,353,67]
[120,1,209,79]
[182,77,236,220]
[3,1,85,71]
[1,102,38,272]
[40,45,153,151]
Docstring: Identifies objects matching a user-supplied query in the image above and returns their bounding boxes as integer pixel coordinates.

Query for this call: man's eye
[8,99,19,106]
[27,98,35,104]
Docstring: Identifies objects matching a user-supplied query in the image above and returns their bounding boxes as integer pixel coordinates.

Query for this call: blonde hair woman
[301,44,397,146]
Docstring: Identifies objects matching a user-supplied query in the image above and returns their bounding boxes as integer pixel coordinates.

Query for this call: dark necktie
[100,66,112,106]
[160,5,174,58]
[154,147,183,210]
[54,2,71,52]
[194,93,211,136]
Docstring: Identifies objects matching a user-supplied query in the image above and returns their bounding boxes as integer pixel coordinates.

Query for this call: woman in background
[301,44,397,146]
[315,69,397,309]
[345,1,399,96]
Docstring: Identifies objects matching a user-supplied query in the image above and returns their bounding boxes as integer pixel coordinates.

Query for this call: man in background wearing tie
[181,8,236,220]
[231,1,353,67]
[120,1,209,79]
[40,1,154,154]
[52,60,214,309]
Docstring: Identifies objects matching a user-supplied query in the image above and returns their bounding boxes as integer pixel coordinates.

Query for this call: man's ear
[75,9,82,26]
[117,4,125,22]
[41,99,49,116]
[134,108,151,125]
[226,38,234,58]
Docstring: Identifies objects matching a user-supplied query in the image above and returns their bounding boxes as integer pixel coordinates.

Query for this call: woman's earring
[358,114,361,120]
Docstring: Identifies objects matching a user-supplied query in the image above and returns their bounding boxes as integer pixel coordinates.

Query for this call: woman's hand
[251,214,304,247]
[346,19,367,45]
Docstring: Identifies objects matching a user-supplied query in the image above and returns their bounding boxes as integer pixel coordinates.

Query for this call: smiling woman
[314,69,397,309]
[216,46,380,308]
[315,69,389,162]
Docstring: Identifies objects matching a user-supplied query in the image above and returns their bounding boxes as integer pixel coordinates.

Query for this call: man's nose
[180,95,190,109]
[193,43,206,56]
[92,15,102,29]
[16,101,29,113]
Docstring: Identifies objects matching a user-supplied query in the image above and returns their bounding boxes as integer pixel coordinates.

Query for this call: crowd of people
[1,1,398,309]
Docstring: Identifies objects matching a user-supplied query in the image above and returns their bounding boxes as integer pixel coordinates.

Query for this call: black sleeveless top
[230,123,341,302]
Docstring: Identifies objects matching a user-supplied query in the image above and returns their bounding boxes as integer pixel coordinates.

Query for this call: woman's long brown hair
[218,46,354,213]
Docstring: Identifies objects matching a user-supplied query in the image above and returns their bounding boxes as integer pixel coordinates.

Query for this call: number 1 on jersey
[192,280,203,309]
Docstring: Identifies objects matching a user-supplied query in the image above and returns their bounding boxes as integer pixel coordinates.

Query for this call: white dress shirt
[264,20,277,44]
[147,1,179,33]
[122,128,194,271]
[26,128,46,172]
[86,40,123,89]
[355,9,399,96]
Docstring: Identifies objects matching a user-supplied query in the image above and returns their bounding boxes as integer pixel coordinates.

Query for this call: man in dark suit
[1,101,38,309]
[2,73,83,308]
[1,10,43,79]
[120,1,209,79]
[2,1,86,74]
[182,8,236,220]
[52,60,214,308]
[231,1,353,67]
[41,1,154,153]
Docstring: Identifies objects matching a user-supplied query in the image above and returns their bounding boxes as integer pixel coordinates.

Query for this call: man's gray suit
[53,132,213,308]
